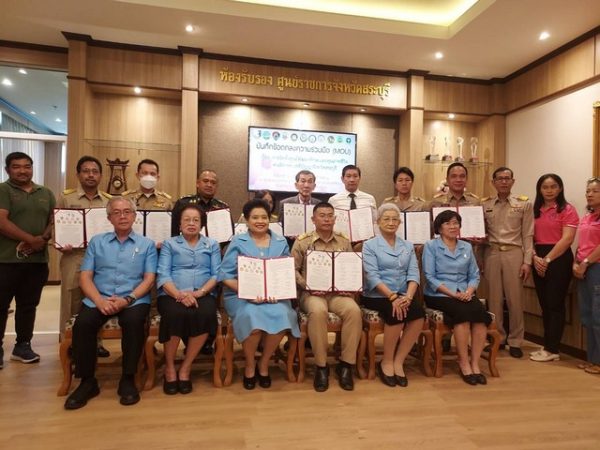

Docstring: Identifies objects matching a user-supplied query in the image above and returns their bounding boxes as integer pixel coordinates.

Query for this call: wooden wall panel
[0,45,67,70]
[504,38,595,112]
[423,80,491,115]
[87,47,182,90]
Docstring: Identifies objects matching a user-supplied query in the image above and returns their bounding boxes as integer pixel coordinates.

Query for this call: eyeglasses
[493,177,513,182]
[182,218,201,224]
[380,217,401,223]
[110,209,134,217]
[80,169,100,175]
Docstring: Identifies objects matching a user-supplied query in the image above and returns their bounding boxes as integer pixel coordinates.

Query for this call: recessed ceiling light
[55,118,62,123]
[434,52,444,60]
[359,108,367,112]
[448,113,455,119]
[185,24,194,32]
[539,31,550,41]
[133,86,142,94]
[303,103,310,107]
[1,78,13,86]
[30,111,36,115]
[18,68,27,75]
[241,98,249,103]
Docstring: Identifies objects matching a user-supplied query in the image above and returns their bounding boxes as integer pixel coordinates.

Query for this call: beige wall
[198,102,398,218]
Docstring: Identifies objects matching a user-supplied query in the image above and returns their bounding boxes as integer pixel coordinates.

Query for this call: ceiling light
[241,98,249,102]
[1,78,13,86]
[303,103,310,107]
[133,86,142,94]
[30,111,36,115]
[359,108,367,112]
[434,52,444,59]
[55,118,62,123]
[539,31,550,41]
[448,113,455,119]
[18,68,27,75]
[185,24,194,32]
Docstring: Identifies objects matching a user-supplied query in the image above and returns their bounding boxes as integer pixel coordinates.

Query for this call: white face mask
[140,175,157,190]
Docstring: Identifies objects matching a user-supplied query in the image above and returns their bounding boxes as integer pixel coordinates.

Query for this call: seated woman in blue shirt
[157,205,221,395]
[362,203,425,387]
[219,199,300,390]
[422,209,491,386]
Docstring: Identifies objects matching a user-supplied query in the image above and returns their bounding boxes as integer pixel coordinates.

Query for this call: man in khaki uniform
[429,162,480,209]
[482,167,533,358]
[57,156,111,356]
[291,202,362,392]
[383,166,426,212]
[122,159,173,211]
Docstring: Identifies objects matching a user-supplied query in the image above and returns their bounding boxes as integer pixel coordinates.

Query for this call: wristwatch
[544,257,551,264]
[583,258,590,265]
[124,294,136,305]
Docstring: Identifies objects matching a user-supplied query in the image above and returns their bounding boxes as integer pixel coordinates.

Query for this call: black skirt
[361,296,425,326]
[424,295,492,327]
[157,294,218,343]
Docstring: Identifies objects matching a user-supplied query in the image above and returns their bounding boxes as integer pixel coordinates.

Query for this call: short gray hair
[106,196,137,215]
[377,203,401,220]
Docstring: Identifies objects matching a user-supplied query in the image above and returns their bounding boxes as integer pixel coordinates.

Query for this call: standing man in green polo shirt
[0,152,55,368]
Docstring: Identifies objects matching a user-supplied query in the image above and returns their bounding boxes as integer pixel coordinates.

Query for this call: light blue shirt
[362,235,420,297]
[422,237,479,297]
[218,231,290,300]
[157,235,221,295]
[81,231,158,308]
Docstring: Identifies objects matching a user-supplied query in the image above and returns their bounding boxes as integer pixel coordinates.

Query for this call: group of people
[1,150,599,411]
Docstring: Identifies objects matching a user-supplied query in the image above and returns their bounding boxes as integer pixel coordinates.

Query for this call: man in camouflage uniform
[170,169,228,237]
[121,159,173,212]
[482,167,533,358]
[57,156,111,356]
[291,202,362,392]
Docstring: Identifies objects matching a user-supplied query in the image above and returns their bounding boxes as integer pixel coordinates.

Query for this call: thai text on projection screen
[248,126,357,194]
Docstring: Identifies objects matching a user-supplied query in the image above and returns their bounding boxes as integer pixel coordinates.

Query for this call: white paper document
[283,204,315,237]
[132,211,145,236]
[85,208,114,240]
[206,209,233,243]
[403,211,432,244]
[53,209,86,248]
[334,208,374,242]
[457,206,486,239]
[305,250,363,292]
[144,211,172,244]
[237,256,296,300]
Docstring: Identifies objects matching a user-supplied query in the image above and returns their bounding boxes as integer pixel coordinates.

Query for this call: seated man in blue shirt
[65,197,157,410]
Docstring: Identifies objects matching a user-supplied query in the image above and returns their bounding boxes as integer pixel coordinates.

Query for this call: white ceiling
[1,0,599,133]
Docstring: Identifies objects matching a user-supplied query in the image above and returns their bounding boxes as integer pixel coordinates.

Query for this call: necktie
[349,193,357,210]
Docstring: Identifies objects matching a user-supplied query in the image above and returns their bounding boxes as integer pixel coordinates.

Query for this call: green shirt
[0,180,56,263]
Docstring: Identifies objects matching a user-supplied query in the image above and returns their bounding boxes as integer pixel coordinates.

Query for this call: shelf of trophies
[421,115,495,199]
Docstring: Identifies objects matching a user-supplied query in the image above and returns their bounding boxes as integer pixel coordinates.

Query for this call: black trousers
[0,263,49,346]
[532,245,574,354]
[73,304,150,379]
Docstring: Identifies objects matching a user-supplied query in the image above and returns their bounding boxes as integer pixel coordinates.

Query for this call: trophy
[455,137,464,162]
[442,136,453,161]
[425,135,439,161]
[469,137,479,163]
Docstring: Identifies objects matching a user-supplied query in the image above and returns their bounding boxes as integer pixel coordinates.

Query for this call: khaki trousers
[484,246,525,347]
[59,250,85,339]
[300,294,362,366]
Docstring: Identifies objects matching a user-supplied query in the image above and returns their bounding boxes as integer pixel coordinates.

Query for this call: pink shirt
[577,211,600,261]
[534,203,579,244]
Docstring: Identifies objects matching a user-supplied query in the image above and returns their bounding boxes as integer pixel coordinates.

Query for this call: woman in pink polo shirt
[573,177,600,374]
[531,174,579,362]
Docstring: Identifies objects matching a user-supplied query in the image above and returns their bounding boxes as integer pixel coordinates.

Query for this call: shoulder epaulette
[481,196,491,202]
[466,192,479,199]
[383,196,395,202]
[433,192,445,198]
[121,189,134,196]
[297,232,310,241]
[99,190,113,199]
[517,195,529,201]
[413,196,425,202]
[156,190,172,199]
[334,231,350,240]
[62,188,77,195]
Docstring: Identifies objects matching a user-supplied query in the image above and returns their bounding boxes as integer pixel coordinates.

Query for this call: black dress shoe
[163,376,178,395]
[459,371,478,386]
[256,364,271,388]
[178,379,193,394]
[473,373,487,385]
[377,361,396,387]
[243,374,256,390]
[509,346,523,358]
[395,375,408,388]
[335,362,354,391]
[313,365,329,392]
[118,377,140,406]
[64,378,100,410]
[96,345,110,358]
